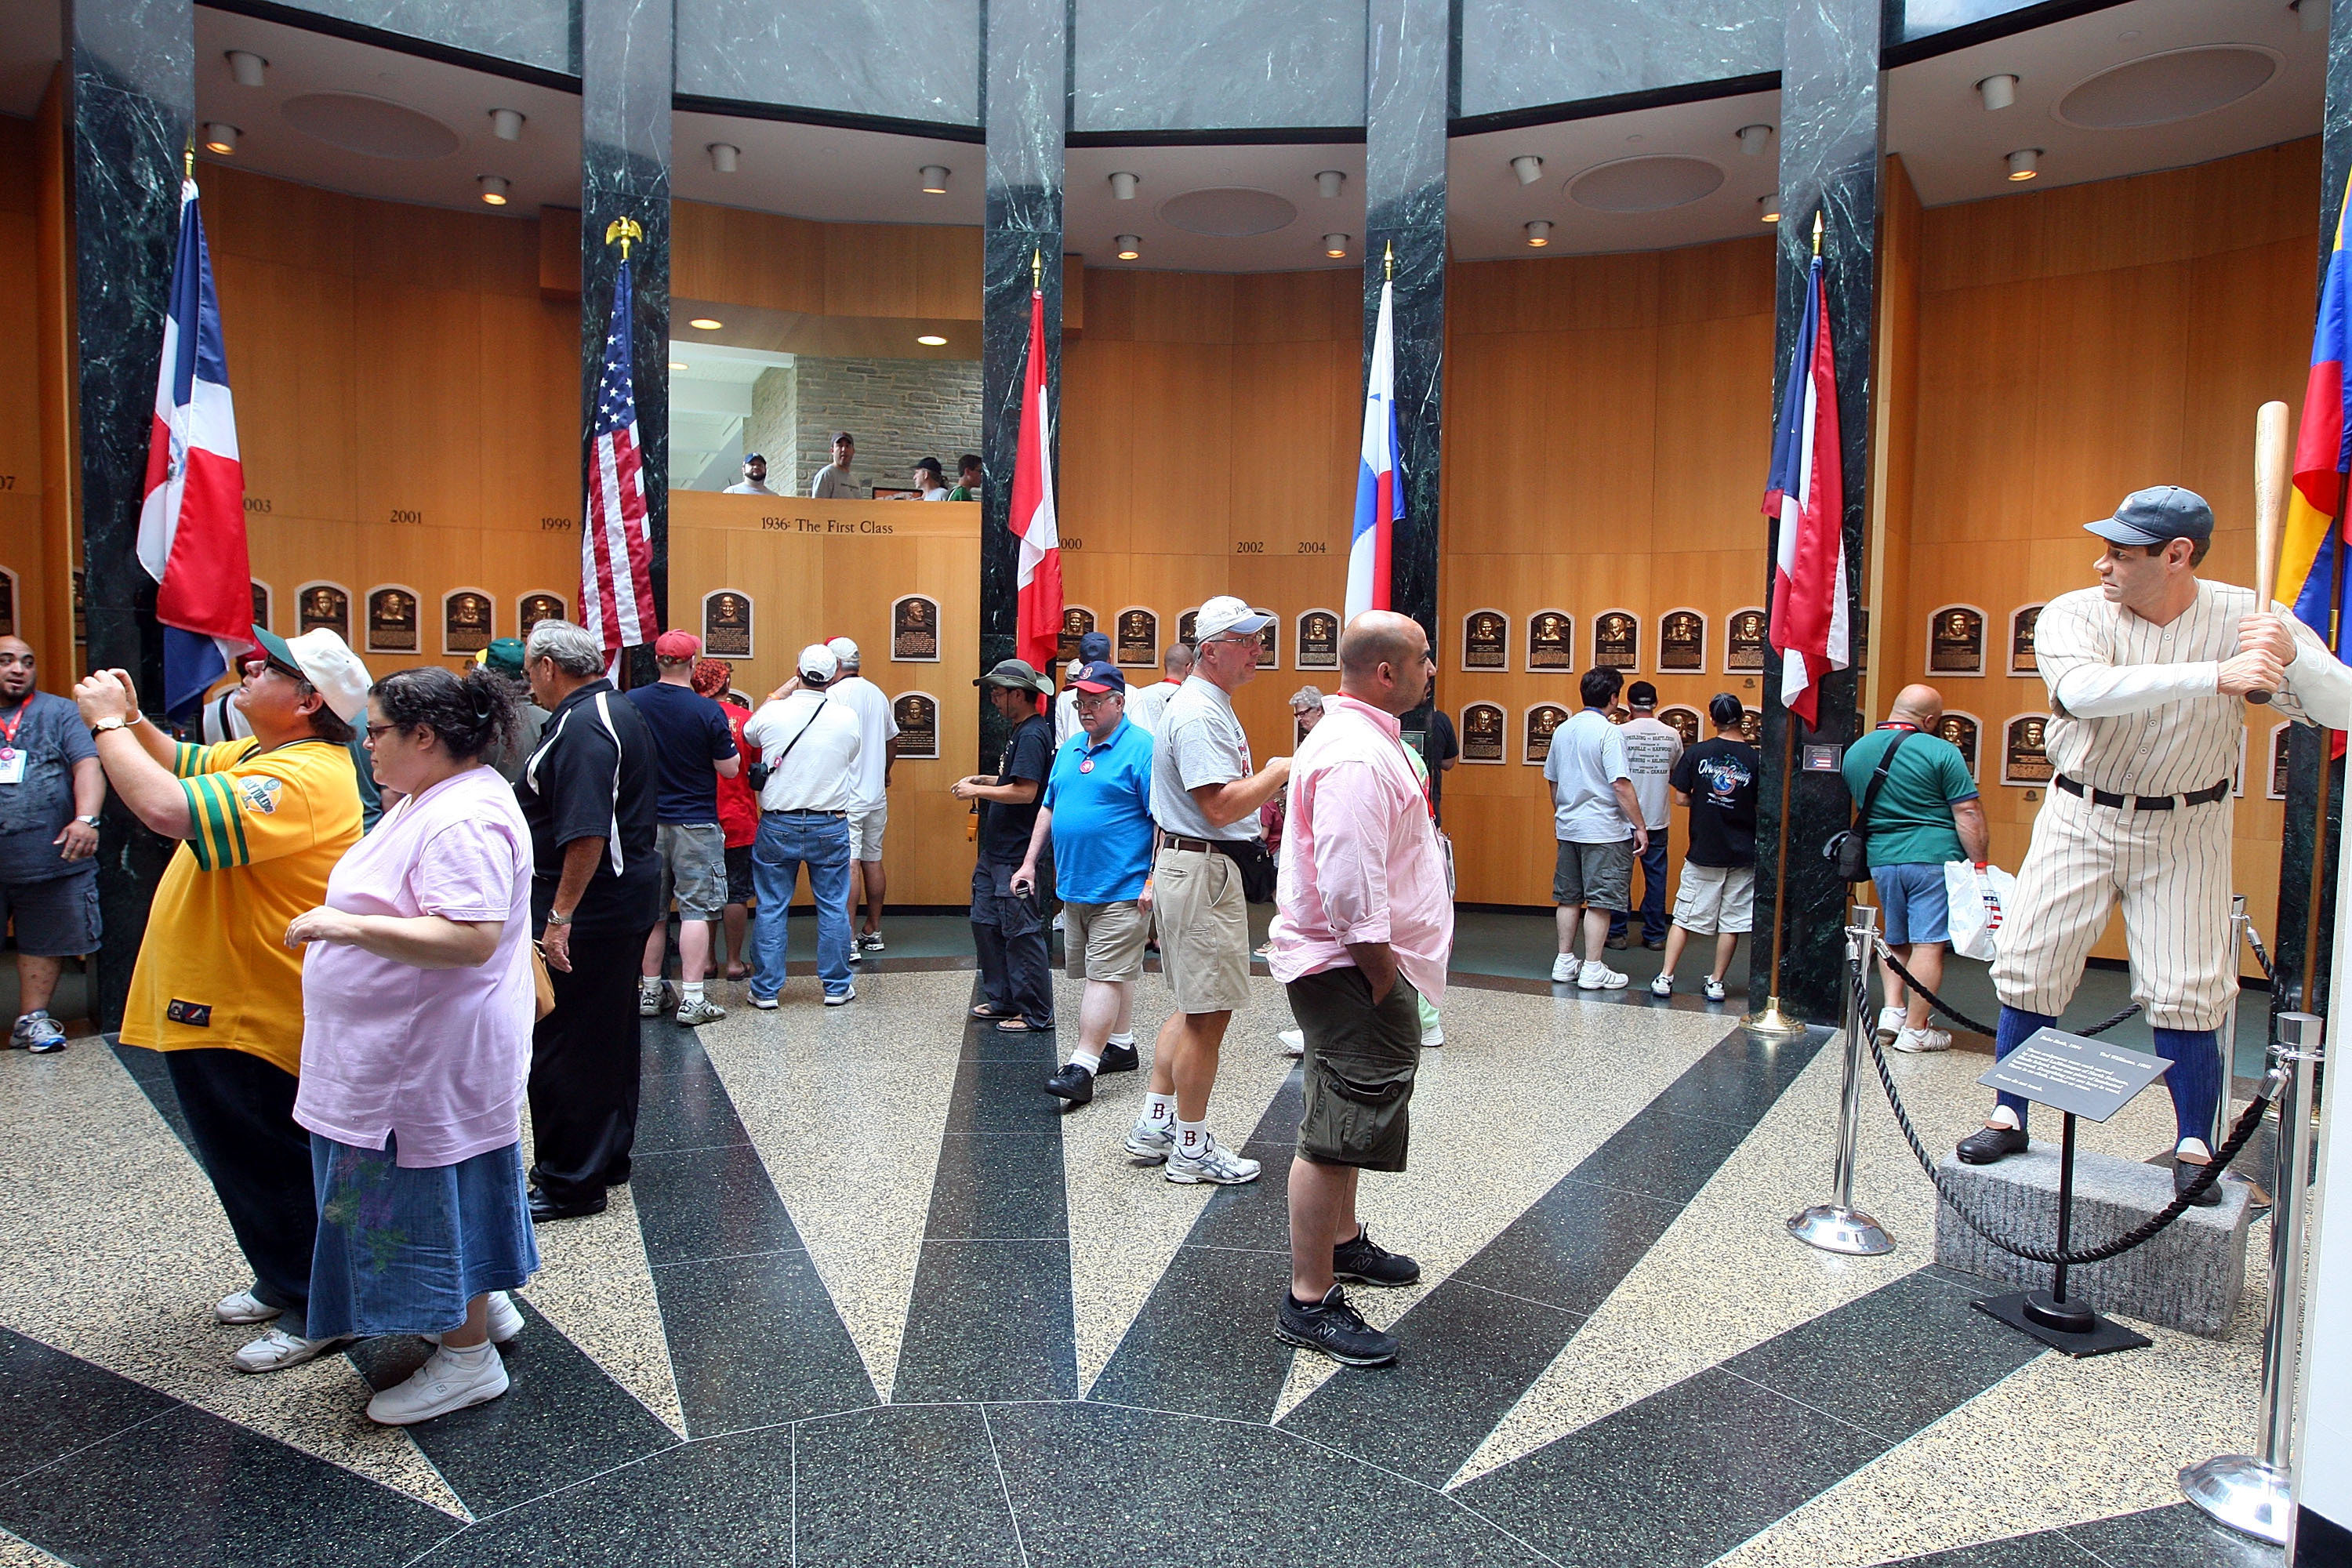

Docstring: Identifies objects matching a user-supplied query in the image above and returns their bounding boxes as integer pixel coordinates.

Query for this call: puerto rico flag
[583,258,659,667]
[1348,279,1401,620]
[138,176,252,716]
[1762,249,1848,729]
[1010,281,1062,675]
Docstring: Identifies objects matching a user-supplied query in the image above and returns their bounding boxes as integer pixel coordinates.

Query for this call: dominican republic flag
[137,176,252,717]
[1348,278,1401,620]
[1762,249,1849,730]
[583,258,659,668]
[1009,281,1063,676]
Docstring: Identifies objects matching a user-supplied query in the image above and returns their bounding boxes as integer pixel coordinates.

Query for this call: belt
[1163,835,1220,854]
[2053,774,2229,811]
[764,808,847,818]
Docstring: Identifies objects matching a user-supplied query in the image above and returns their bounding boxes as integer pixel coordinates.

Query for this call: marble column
[1748,0,1882,1025]
[71,0,193,1030]
[1363,0,1447,649]
[977,0,1064,767]
[579,0,670,678]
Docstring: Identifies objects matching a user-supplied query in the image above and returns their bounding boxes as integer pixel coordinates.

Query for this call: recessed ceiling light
[1323,233,1350,258]
[1109,171,1138,200]
[688,318,722,329]
[1524,220,1552,247]
[1115,234,1141,260]
[1759,194,1780,223]
[1510,154,1544,185]
[226,50,267,88]
[490,108,524,141]
[202,122,238,154]
[1736,125,1774,156]
[710,143,739,173]
[1975,74,2016,111]
[2006,147,2040,181]
[1315,169,1345,198]
[916,334,948,346]
[919,165,949,194]
[477,173,508,205]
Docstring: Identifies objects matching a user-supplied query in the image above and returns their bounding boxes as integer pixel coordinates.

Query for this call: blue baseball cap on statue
[2085,485,2214,548]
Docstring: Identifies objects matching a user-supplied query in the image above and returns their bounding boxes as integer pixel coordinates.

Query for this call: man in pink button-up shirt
[1266,611,1454,1369]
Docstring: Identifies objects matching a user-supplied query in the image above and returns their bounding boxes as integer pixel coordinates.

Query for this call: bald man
[1838,684,1989,1052]
[0,636,106,1053]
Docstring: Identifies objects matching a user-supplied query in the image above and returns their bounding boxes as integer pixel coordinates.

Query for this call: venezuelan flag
[2280,168,2352,643]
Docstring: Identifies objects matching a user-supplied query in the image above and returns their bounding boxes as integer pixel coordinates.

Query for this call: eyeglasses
[362,722,399,742]
[242,655,305,682]
[1073,693,1117,712]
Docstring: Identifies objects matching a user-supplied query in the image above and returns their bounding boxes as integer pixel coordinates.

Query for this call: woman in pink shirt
[285,664,538,1426]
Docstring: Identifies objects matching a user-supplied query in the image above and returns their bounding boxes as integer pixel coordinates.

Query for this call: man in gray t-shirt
[1610,681,1683,952]
[1152,678,1260,842]
[1541,667,1647,992]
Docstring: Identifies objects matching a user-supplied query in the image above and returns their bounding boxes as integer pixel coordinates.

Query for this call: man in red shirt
[695,659,760,980]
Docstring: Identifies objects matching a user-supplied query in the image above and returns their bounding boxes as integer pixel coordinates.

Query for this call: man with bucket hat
[955,658,1058,1033]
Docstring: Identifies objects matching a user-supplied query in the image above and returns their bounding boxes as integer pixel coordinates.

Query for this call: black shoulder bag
[1210,837,1279,904]
[1824,728,1911,882]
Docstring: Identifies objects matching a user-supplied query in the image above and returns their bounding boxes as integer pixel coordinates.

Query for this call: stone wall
[791,356,983,499]
[743,365,797,484]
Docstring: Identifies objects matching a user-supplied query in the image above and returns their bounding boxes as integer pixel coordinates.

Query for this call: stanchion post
[2178,1009,2324,1544]
[1787,906,1896,1256]
[2216,894,2248,1154]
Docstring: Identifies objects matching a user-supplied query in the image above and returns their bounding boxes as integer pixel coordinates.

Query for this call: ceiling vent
[280,93,461,160]
[1567,155,1726,213]
[1156,187,1300,238]
[2055,45,2278,129]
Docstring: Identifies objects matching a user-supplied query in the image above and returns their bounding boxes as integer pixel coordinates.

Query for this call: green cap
[975,658,1054,697]
[477,637,528,676]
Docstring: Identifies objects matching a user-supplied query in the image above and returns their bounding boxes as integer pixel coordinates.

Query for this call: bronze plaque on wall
[1116,608,1158,667]
[892,595,941,662]
[2010,604,2042,674]
[73,569,86,645]
[251,581,270,632]
[1660,610,1705,673]
[1463,610,1507,670]
[517,593,566,637]
[893,692,939,758]
[1296,609,1340,670]
[1727,608,1766,671]
[1461,702,1505,763]
[1527,610,1573,670]
[1659,706,1700,746]
[0,571,16,637]
[300,583,349,639]
[1595,611,1639,671]
[1178,609,1200,648]
[1934,713,1980,779]
[703,591,754,658]
[367,586,419,654]
[1057,606,1095,666]
[2002,714,2052,785]
[442,590,494,654]
[1739,707,1763,746]
[1930,605,1985,675]
[1255,612,1279,669]
[2271,723,2292,800]
[1525,703,1569,764]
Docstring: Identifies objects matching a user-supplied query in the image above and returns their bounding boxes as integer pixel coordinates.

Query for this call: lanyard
[0,702,26,755]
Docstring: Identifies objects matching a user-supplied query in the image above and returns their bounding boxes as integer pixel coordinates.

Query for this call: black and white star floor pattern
[0,958,2285,1567]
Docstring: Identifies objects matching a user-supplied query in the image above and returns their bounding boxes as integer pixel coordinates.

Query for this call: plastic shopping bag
[1943,860,2014,963]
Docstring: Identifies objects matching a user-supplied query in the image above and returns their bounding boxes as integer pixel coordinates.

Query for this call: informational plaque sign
[1178,608,1200,648]
[250,580,270,633]
[2271,722,2292,801]
[299,582,350,639]
[702,590,754,658]
[72,569,86,646]
[517,592,567,636]
[1660,609,1706,673]
[366,586,419,654]
[1929,604,1985,676]
[893,692,939,758]
[1296,609,1340,670]
[2010,604,2043,675]
[1527,609,1573,671]
[1935,712,1981,779]
[1659,706,1700,747]
[1254,612,1279,670]
[1461,702,1506,763]
[1727,607,1766,672]
[1739,707,1764,746]
[442,590,494,655]
[1115,608,1158,667]
[2003,713,2052,785]
[1977,1028,2169,1122]
[1594,610,1639,671]
[892,595,941,662]
[1524,703,1569,765]
[1463,610,1508,670]
[1058,606,1095,666]
[0,568,14,637]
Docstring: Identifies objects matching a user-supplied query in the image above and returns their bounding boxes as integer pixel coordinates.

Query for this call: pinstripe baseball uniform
[1989,579,2347,1029]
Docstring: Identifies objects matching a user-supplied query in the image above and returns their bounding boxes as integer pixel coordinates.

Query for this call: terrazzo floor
[0,942,2288,1567]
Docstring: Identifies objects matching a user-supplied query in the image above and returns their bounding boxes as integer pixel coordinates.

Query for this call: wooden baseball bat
[2249,398,2291,704]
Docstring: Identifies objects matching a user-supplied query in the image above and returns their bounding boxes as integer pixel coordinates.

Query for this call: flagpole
[2301,533,2343,1008]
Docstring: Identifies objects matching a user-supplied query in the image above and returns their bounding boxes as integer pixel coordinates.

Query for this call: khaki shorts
[1153,844,1250,1014]
[1064,899,1148,982]
[848,804,887,863]
[1671,863,1755,935]
[1290,966,1422,1172]
[1554,837,1634,912]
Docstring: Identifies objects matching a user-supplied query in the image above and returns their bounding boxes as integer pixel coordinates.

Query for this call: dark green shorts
[1289,967,1422,1173]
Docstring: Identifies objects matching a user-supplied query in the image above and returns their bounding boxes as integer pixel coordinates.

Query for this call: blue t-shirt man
[1040,715,1156,904]
[626,677,738,824]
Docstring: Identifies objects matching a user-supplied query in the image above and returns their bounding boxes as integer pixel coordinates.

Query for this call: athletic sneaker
[823,987,857,1007]
[1123,1119,1175,1163]
[1876,1005,1905,1040]
[858,933,887,953]
[426,1291,525,1346]
[1704,977,1727,1003]
[11,1012,67,1053]
[215,1289,282,1326]
[847,945,863,964]
[231,1327,352,1374]
[1577,961,1629,992]
[1333,1227,1421,1287]
[675,996,727,1027]
[1279,1027,1305,1058]
[366,1344,510,1425]
[1650,974,1675,996]
[1165,1134,1261,1185]
[638,984,666,1018]
[1421,1022,1444,1048]
[749,993,779,1011]
[1892,1025,1953,1053]
[1277,1285,1398,1367]
[1548,953,1579,985]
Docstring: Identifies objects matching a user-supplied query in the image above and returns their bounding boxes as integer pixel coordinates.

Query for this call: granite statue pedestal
[1933,1144,2254,1339]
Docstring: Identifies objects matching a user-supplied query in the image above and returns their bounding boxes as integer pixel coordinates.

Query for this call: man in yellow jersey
[75,625,368,1374]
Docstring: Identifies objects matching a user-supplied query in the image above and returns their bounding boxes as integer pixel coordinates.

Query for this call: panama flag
[1348,278,1401,620]
[1009,279,1063,675]
[1761,246,1849,730]
[138,175,252,717]
[2281,165,2352,652]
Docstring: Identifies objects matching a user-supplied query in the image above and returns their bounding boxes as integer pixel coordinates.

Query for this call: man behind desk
[810,432,857,499]
[724,453,778,496]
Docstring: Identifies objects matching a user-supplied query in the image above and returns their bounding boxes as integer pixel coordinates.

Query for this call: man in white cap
[823,636,899,956]
[743,644,864,1007]
[74,626,369,1374]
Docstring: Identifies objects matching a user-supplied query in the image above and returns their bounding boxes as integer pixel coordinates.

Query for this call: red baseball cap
[654,630,702,660]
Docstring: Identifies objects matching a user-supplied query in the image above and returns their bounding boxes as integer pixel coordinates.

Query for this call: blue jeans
[971,862,1054,1028]
[1610,829,1670,944]
[751,811,854,999]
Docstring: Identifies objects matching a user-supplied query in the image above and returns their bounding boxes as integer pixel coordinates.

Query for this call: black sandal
[971,1004,1015,1019]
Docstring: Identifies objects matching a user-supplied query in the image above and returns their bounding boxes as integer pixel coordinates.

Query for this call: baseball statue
[1962,438,2352,1202]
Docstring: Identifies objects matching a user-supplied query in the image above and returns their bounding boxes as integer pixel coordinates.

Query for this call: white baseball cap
[256,623,372,720]
[797,643,840,681]
[826,637,859,666]
[1193,594,1272,644]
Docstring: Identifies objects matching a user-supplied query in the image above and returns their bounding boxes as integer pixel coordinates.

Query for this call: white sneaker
[639,984,666,1018]
[425,1291,525,1347]
[675,996,727,1026]
[1893,1025,1953,1054]
[1124,1118,1175,1163]
[1650,974,1674,997]
[1279,1028,1305,1058]
[365,1344,510,1425]
[749,993,779,1010]
[1421,1023,1444,1047]
[215,1289,282,1326]
[1577,961,1629,992]
[1877,1005,1905,1040]
[823,987,857,1007]
[1549,953,1579,984]
[1165,1134,1261,1185]
[231,1326,351,1374]
[1704,977,1727,1003]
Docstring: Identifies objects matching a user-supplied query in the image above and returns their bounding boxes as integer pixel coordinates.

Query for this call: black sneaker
[1097,1041,1140,1075]
[2174,1156,2223,1207]
[1604,933,1630,950]
[1277,1286,1398,1367]
[1044,1062,1095,1106]
[1956,1125,2030,1165]
[1334,1226,1421,1287]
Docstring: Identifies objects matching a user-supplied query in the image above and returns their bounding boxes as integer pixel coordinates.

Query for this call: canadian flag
[1009,281,1062,674]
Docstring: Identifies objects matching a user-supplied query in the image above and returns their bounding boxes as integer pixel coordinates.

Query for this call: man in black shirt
[515,620,661,1221]
[1411,680,1461,826]
[1650,693,1760,1004]
[952,659,1058,1032]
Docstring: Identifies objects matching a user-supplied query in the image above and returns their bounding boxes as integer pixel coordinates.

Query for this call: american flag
[583,256,659,666]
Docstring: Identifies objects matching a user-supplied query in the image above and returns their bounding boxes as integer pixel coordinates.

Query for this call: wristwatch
[90,715,132,734]
[76,815,102,828]
[544,910,574,927]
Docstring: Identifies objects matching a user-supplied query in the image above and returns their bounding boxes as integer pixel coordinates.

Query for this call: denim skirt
[305,1134,539,1340]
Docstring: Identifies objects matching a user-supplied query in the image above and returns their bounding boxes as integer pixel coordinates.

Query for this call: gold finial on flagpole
[1383,241,1393,281]
[1033,246,1042,289]
[1811,209,1824,257]
[183,134,194,183]
[604,216,643,260]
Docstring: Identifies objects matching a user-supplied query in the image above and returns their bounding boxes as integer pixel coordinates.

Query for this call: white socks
[1106,1032,1135,1050]
[1071,1050,1102,1075]
[1988,1105,2020,1131]
[1145,1092,1176,1127]
[2178,1137,2212,1162]
[1175,1117,1207,1156]
[683,981,706,1004]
